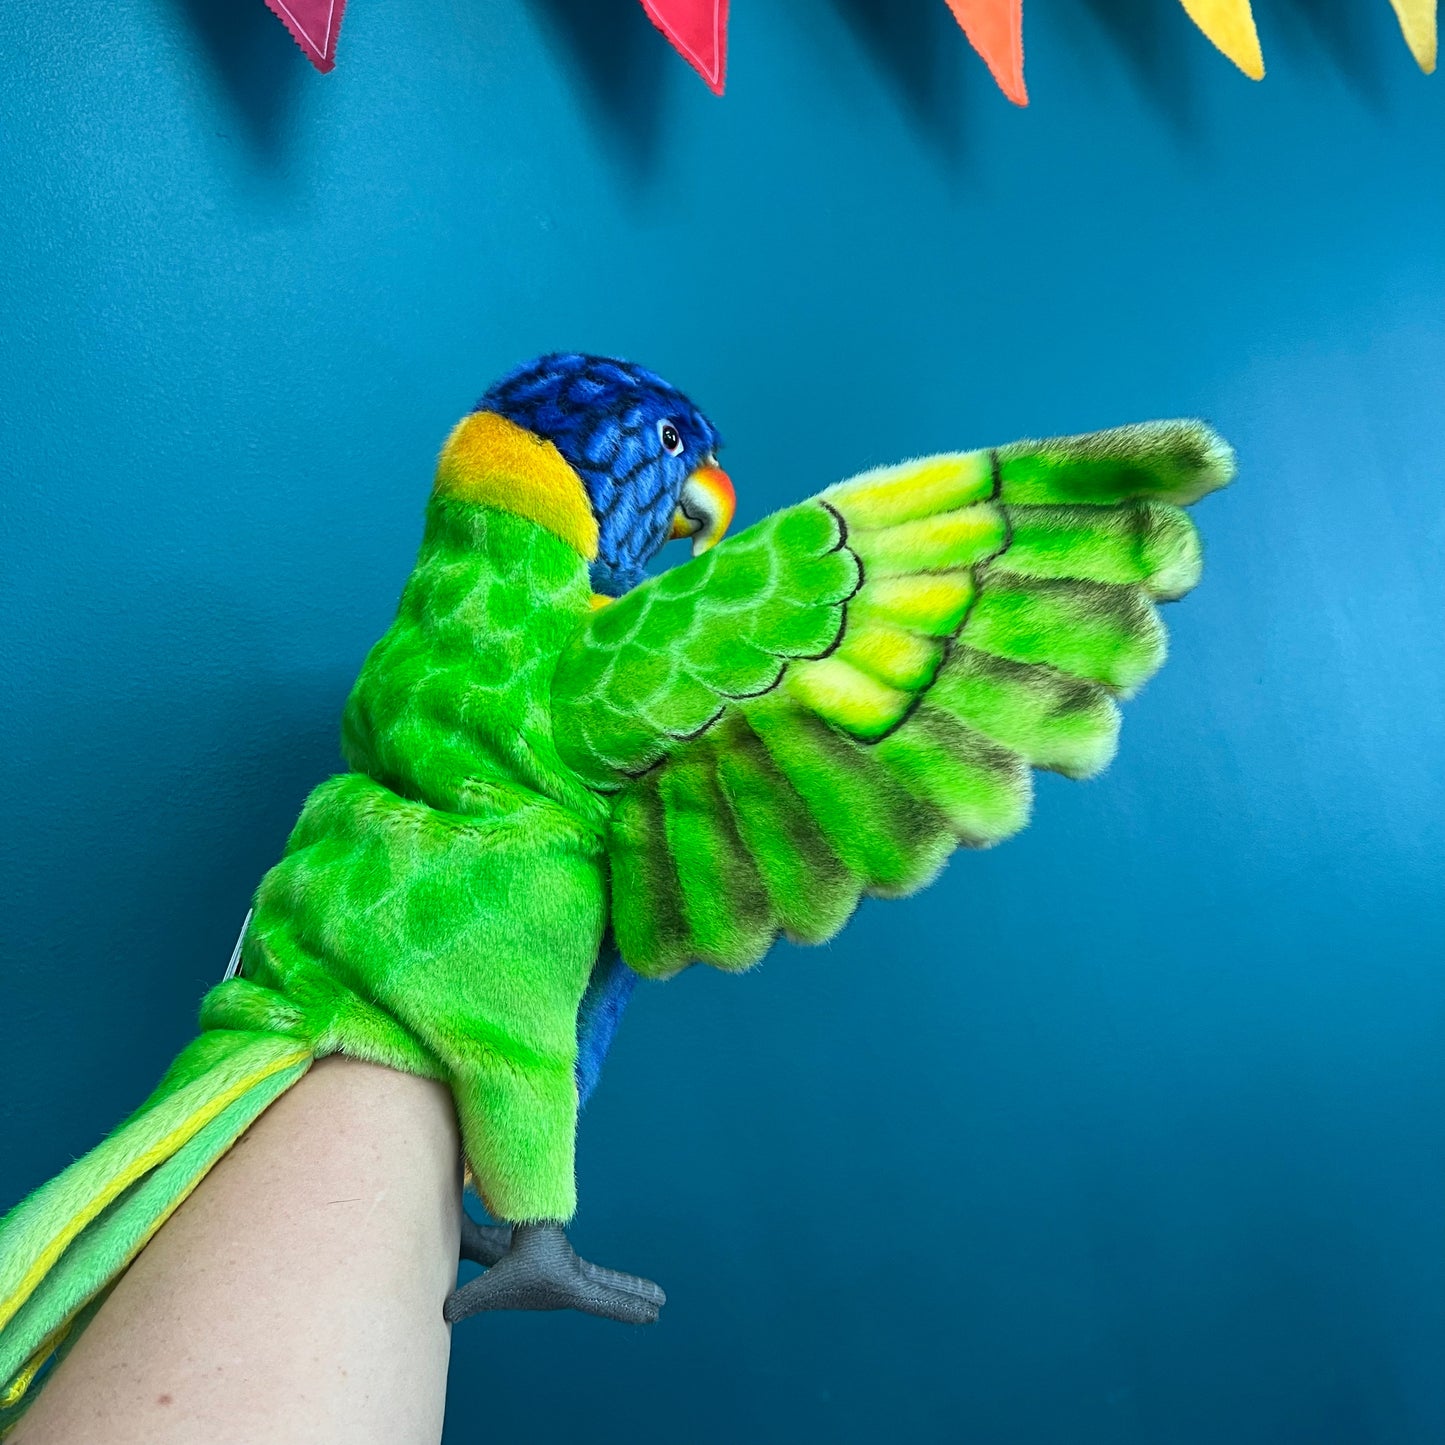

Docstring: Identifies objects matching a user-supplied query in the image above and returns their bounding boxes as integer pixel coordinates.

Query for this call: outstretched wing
[551,422,1234,979]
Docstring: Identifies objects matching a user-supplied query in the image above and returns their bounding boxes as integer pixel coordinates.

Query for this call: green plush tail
[0,1030,312,1433]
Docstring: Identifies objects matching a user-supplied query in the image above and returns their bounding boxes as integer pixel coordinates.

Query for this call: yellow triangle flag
[1388,0,1437,70]
[1177,0,1265,78]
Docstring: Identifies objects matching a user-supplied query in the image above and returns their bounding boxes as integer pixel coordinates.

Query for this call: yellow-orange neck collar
[433,410,599,562]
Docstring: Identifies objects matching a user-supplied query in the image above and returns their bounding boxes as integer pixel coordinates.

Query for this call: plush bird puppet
[0,352,1234,1428]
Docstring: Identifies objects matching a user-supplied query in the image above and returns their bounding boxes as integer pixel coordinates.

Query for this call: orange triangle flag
[944,0,1028,105]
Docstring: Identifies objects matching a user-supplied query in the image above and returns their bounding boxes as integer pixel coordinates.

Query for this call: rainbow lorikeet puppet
[0,353,1234,1427]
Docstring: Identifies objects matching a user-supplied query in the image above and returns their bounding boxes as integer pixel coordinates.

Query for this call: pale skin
[11,1058,461,1445]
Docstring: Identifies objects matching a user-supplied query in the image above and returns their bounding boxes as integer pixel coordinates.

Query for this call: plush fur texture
[573,943,639,1107]
[0,380,1233,1423]
[435,410,600,562]
[0,472,614,1424]
[0,1035,310,1426]
[553,421,1235,978]
[480,353,723,596]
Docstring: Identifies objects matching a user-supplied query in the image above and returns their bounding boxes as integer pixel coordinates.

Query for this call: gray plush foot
[459,1213,513,1268]
[445,1222,665,1326]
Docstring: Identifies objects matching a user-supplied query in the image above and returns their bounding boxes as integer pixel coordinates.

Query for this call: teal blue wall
[2,1,1443,1440]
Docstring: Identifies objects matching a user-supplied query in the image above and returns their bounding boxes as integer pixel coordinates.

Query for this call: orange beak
[668,463,735,556]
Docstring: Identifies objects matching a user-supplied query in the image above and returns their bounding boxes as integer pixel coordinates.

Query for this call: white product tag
[223,908,254,982]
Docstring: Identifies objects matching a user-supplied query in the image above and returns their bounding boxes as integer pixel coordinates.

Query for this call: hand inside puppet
[0,353,1234,1425]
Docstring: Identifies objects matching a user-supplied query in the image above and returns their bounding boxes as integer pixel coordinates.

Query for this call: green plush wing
[551,422,1235,979]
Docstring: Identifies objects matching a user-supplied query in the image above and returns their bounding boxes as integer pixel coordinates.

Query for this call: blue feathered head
[477,353,732,596]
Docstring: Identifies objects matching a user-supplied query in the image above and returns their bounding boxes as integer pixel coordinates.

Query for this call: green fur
[0,1055,306,1403]
[232,779,605,1227]
[931,647,1120,779]
[847,504,1007,574]
[0,499,611,1417]
[0,1032,307,1323]
[0,1033,310,1407]
[1003,501,1203,599]
[874,708,1034,844]
[0,1293,108,1436]
[552,420,1234,975]
[750,699,953,892]
[659,741,774,970]
[995,420,1234,507]
[713,716,858,948]
[0,417,1234,1420]
[608,780,691,972]
[342,499,604,822]
[965,573,1166,697]
[552,500,858,787]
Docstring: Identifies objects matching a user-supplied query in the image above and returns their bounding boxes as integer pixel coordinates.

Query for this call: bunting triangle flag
[253,0,1434,93]
[264,0,347,73]
[639,0,730,94]
[1177,0,1265,77]
[944,0,1028,105]
[1388,0,1438,70]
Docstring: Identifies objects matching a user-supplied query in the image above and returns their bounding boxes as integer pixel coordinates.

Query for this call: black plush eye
[657,419,684,457]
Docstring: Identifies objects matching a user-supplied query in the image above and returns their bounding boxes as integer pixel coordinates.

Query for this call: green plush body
[0,414,1232,1427]
[214,502,612,1223]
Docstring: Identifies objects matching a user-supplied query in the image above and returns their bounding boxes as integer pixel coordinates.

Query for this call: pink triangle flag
[265,0,347,74]
[639,0,729,94]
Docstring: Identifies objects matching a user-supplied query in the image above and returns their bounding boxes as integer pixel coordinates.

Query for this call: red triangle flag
[639,0,729,94]
[265,0,347,74]
[944,0,1027,105]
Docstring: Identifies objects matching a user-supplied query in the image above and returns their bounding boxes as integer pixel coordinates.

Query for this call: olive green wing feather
[551,421,1235,979]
